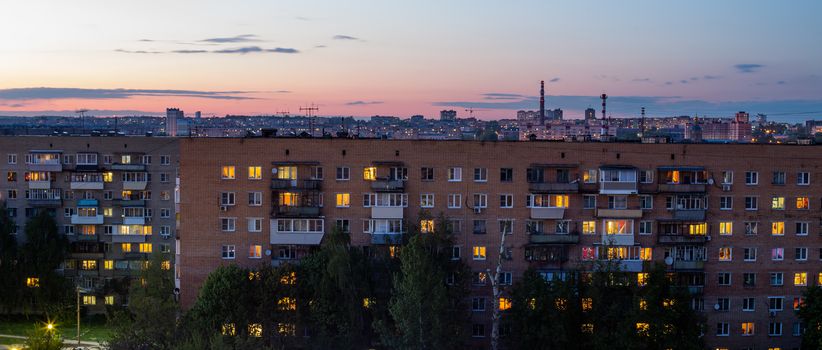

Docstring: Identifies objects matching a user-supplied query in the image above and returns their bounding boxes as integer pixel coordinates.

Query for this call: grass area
[0,335,25,346]
[0,315,113,343]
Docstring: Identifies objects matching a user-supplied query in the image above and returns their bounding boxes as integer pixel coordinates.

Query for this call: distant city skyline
[1,1,821,119]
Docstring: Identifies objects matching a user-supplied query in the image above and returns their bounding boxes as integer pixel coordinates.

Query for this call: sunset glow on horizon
[2,0,821,119]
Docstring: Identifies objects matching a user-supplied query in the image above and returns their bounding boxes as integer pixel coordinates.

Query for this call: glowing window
[718,247,732,261]
[499,298,512,311]
[279,192,299,206]
[276,166,297,180]
[81,260,97,270]
[335,193,350,207]
[102,172,113,182]
[26,277,39,288]
[280,271,297,285]
[772,197,785,210]
[719,222,733,236]
[772,222,784,235]
[121,243,132,253]
[248,166,262,180]
[794,272,807,286]
[637,273,648,286]
[420,219,434,233]
[82,295,96,305]
[581,323,594,333]
[221,323,236,336]
[639,299,647,310]
[689,223,707,235]
[582,298,592,311]
[741,322,754,336]
[248,324,263,337]
[555,298,567,311]
[363,167,377,181]
[473,246,487,260]
[640,247,652,261]
[277,323,296,336]
[363,298,373,308]
[582,221,596,235]
[553,195,569,208]
[105,295,114,305]
[605,220,630,235]
[636,323,649,336]
[796,197,809,209]
[104,260,113,270]
[221,166,235,179]
[161,260,171,270]
[278,297,297,311]
[139,243,152,253]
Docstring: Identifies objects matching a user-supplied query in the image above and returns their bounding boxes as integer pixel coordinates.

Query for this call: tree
[24,322,63,350]
[634,263,704,350]
[380,217,468,349]
[19,210,71,316]
[0,202,20,313]
[487,222,508,350]
[106,252,178,350]
[299,228,374,349]
[798,286,822,349]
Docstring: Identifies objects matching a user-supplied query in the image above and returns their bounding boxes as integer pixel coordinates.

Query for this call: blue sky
[0,0,820,119]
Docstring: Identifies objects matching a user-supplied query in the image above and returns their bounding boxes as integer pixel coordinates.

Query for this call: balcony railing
[71,214,104,225]
[529,233,580,244]
[657,235,708,244]
[528,182,579,193]
[115,199,146,207]
[658,183,707,193]
[596,208,643,218]
[670,209,706,221]
[111,234,147,243]
[371,206,404,219]
[599,181,638,194]
[271,179,322,190]
[111,163,146,171]
[529,207,565,219]
[371,232,403,245]
[273,206,321,218]
[270,231,325,245]
[370,179,405,192]
[672,260,705,270]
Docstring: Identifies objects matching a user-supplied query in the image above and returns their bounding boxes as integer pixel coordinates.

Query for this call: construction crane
[464,108,487,118]
[75,109,89,134]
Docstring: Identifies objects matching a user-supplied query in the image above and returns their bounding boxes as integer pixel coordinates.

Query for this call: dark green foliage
[19,210,71,316]
[798,286,822,349]
[0,203,20,313]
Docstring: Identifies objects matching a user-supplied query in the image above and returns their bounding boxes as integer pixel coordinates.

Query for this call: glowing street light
[46,323,54,331]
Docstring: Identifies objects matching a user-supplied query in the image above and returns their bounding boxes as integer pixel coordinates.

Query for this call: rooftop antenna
[299,104,319,136]
[75,109,88,134]
[600,94,608,139]
[640,106,646,138]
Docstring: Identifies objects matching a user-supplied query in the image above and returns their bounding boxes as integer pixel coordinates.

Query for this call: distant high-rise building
[551,108,563,120]
[440,110,457,121]
[166,108,183,136]
[195,111,201,120]
[584,108,596,121]
[731,111,752,142]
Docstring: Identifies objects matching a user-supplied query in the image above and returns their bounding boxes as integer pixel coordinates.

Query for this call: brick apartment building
[176,138,818,350]
[0,136,180,311]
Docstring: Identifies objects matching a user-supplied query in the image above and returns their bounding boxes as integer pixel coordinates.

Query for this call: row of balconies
[70,234,152,243]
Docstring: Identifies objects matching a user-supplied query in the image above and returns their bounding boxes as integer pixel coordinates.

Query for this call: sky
[1,0,821,120]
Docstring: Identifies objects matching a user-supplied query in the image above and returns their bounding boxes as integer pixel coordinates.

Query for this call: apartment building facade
[0,136,179,311]
[180,138,821,350]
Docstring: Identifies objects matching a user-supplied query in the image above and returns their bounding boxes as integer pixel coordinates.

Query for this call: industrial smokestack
[539,80,545,125]
[600,94,608,120]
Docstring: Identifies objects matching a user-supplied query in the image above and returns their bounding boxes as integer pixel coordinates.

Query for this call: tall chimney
[600,94,608,120]
[539,80,545,125]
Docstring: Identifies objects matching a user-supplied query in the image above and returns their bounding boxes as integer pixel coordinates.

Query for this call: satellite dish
[713,303,720,311]
[271,168,278,174]
[664,256,674,265]
[707,178,714,185]
[265,249,271,256]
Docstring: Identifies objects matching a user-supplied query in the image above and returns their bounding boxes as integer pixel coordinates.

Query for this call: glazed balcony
[657,234,708,244]
[273,205,321,218]
[271,179,322,191]
[370,179,405,192]
[596,208,643,218]
[529,233,579,244]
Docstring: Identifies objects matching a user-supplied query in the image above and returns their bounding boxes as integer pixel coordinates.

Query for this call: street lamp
[46,323,54,331]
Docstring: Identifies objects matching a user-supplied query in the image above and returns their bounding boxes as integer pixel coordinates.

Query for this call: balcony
[74,234,99,242]
[657,235,708,244]
[70,252,105,260]
[271,179,322,191]
[27,152,62,172]
[371,232,403,245]
[71,214,104,225]
[27,189,62,207]
[273,206,321,218]
[672,260,705,270]
[617,260,644,272]
[111,163,146,171]
[599,182,638,195]
[28,180,51,190]
[111,234,147,243]
[123,252,148,260]
[524,245,568,263]
[528,182,579,194]
[529,233,579,244]
[601,233,634,246]
[70,180,104,190]
[123,180,148,191]
[596,208,643,218]
[370,179,405,192]
[123,216,146,225]
[115,199,146,207]
[28,198,62,207]
[270,231,324,245]
[529,207,565,219]
[670,210,706,221]
[658,184,707,193]
[371,206,404,219]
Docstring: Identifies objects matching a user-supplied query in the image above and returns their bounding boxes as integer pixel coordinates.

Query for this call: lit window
[796,197,809,209]
[249,245,262,259]
[473,246,487,260]
[161,260,171,270]
[121,243,132,253]
[105,295,115,305]
[772,222,784,235]
[582,298,592,311]
[639,247,652,261]
[636,323,649,336]
[555,298,567,310]
[26,277,39,288]
[718,247,732,261]
[741,322,754,336]
[689,223,707,235]
[81,260,97,270]
[278,297,297,311]
[82,295,96,305]
[248,324,262,337]
[794,272,807,286]
[102,172,113,182]
[639,299,647,310]
[221,323,236,336]
[553,195,569,208]
[582,221,596,235]
[104,260,113,270]
[637,273,648,286]
[499,298,511,311]
[139,243,152,253]
[604,220,631,235]
[719,222,733,236]
[420,219,434,233]
[248,166,262,180]
[772,197,785,210]
[221,166,235,179]
[363,167,377,181]
[278,323,296,336]
[335,193,350,207]
[363,298,373,308]
[280,271,297,285]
